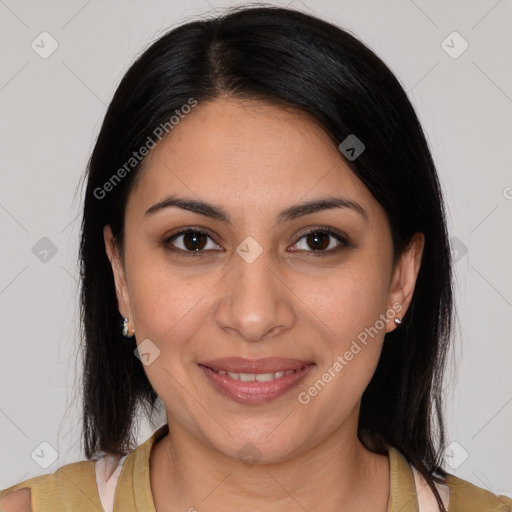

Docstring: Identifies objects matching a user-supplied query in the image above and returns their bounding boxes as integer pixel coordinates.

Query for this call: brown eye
[291,229,350,255]
[164,229,221,254]
[305,231,330,251]
[181,231,208,251]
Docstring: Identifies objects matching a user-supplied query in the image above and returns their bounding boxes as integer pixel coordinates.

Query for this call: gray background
[1,0,511,497]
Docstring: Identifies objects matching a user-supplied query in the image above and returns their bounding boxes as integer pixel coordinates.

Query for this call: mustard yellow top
[1,424,511,511]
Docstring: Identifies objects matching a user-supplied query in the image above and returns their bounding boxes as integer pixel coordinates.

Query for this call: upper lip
[198,357,314,374]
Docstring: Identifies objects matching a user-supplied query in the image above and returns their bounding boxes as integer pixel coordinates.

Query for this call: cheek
[300,253,391,396]
[304,253,390,343]
[126,248,212,360]
[127,264,210,410]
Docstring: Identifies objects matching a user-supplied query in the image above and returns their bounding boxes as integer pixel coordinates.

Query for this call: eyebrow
[144,195,367,224]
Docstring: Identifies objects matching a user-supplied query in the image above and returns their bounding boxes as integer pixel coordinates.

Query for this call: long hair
[79,5,453,509]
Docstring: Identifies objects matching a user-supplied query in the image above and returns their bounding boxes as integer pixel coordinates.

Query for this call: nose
[214,246,295,343]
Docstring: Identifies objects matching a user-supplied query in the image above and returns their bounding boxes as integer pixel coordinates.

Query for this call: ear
[385,232,425,333]
[103,225,133,323]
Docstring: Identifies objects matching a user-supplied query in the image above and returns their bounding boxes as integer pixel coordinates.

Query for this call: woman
[1,5,510,511]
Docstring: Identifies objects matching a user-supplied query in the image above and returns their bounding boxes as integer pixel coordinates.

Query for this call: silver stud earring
[394,317,402,326]
[122,317,135,338]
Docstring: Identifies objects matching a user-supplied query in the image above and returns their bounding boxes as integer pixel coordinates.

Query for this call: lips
[198,362,315,404]
[197,357,314,374]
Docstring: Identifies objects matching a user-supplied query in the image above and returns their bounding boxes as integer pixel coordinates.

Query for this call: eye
[290,228,350,255]
[162,227,351,257]
[163,228,221,255]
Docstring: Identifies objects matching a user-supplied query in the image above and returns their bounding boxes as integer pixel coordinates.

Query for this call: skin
[103,98,424,512]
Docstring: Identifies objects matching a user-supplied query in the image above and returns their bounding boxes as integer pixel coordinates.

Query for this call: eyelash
[161,226,352,258]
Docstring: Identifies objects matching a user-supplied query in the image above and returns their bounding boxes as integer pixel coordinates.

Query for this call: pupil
[308,232,329,251]
[184,232,206,251]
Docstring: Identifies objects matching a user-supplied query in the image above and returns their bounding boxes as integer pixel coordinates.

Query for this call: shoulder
[0,472,54,512]
[388,444,511,512]
[0,459,99,511]
[0,487,31,511]
[443,473,512,511]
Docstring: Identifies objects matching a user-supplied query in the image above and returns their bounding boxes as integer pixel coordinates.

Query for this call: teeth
[215,368,300,381]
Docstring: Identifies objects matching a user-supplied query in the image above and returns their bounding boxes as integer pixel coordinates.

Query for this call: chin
[205,428,307,466]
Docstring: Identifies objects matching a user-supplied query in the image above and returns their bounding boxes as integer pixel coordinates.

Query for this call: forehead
[127,98,378,220]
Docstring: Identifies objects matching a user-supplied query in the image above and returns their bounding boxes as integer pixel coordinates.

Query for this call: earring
[122,317,135,338]
[394,317,402,326]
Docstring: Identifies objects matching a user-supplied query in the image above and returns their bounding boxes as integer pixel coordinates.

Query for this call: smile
[198,363,314,404]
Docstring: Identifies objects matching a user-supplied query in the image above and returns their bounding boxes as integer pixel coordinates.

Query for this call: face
[104,98,424,464]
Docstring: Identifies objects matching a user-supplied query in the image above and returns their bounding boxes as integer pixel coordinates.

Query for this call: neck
[149,413,390,512]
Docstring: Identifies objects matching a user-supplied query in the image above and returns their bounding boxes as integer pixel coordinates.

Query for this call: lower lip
[198,364,314,404]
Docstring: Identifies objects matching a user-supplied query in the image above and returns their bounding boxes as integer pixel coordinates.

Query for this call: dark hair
[79,5,453,509]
